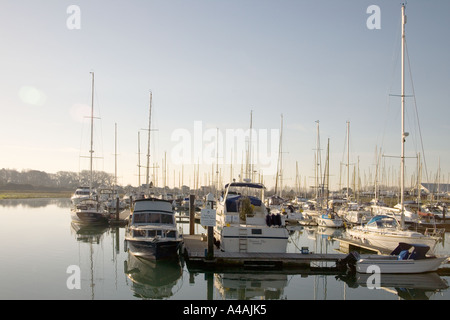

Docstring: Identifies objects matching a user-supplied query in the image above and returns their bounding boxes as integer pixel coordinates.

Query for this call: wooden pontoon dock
[182,234,450,275]
[182,234,348,271]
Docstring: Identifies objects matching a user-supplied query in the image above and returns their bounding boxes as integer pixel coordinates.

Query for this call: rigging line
[405,40,429,183]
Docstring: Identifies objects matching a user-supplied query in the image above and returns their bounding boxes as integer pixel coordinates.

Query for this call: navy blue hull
[71,210,109,224]
[127,240,181,260]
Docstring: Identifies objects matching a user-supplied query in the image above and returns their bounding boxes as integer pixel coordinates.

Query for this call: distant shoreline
[0,190,72,200]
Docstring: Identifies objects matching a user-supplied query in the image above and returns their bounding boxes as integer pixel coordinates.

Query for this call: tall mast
[137,131,141,188]
[315,120,322,200]
[278,114,283,197]
[346,121,350,201]
[146,91,152,191]
[246,110,253,180]
[89,72,95,196]
[114,123,117,192]
[400,4,407,229]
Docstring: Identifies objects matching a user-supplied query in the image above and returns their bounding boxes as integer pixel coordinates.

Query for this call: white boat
[71,198,109,224]
[347,243,448,274]
[214,181,289,253]
[338,202,372,226]
[316,211,344,228]
[70,73,109,224]
[346,215,440,252]
[125,198,182,260]
[270,204,304,225]
[70,186,91,206]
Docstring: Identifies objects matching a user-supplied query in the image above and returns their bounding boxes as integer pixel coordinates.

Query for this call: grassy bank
[0,190,72,200]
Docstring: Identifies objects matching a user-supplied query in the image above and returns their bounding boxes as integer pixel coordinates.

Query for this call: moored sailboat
[345,4,441,252]
[71,72,109,224]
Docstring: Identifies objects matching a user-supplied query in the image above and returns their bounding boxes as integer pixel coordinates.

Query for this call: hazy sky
[1,0,449,191]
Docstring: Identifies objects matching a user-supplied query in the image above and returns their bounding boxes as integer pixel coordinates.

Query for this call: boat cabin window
[147,230,162,237]
[133,212,174,224]
[367,217,398,228]
[133,230,146,237]
[251,229,262,235]
[166,230,176,238]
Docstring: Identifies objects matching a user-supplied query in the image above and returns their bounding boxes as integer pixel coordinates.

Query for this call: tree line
[0,168,116,191]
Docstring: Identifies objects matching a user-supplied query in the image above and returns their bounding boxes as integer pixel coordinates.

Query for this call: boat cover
[225,195,262,212]
[225,182,265,189]
[390,242,430,260]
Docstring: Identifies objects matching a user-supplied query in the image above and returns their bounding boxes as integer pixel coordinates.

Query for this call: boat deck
[337,237,392,255]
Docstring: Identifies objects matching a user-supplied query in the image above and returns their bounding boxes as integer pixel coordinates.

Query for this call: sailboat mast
[400,4,406,229]
[114,123,117,192]
[279,114,283,197]
[246,110,253,180]
[89,72,94,195]
[146,91,152,191]
[346,121,350,201]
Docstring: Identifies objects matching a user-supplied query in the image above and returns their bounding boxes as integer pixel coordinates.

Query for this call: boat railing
[424,227,445,239]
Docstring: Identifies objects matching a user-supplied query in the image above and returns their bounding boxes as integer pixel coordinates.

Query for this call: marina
[3,198,450,301]
[2,1,450,304]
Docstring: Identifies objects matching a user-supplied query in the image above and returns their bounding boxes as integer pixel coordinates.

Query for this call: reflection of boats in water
[214,272,287,300]
[124,253,183,299]
[70,222,109,300]
[70,221,109,243]
[338,271,448,300]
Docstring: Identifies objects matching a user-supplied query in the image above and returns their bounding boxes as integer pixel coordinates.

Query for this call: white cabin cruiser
[125,198,182,260]
[70,186,91,206]
[214,181,289,253]
[71,198,109,224]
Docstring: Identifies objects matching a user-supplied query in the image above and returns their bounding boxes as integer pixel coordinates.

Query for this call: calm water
[1,198,450,300]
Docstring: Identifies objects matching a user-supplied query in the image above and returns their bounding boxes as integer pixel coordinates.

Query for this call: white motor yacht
[214,181,289,253]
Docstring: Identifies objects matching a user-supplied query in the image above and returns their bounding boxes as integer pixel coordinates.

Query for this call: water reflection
[66,219,450,300]
[214,272,288,300]
[0,198,71,208]
[337,272,449,300]
[124,253,183,299]
[70,222,110,300]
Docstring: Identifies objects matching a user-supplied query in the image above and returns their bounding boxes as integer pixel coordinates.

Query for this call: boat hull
[126,239,182,260]
[216,225,289,253]
[356,256,447,274]
[347,228,438,252]
[317,217,344,228]
[70,209,109,224]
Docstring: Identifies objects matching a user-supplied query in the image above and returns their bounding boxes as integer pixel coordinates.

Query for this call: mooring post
[206,193,215,260]
[189,194,195,235]
[115,197,120,221]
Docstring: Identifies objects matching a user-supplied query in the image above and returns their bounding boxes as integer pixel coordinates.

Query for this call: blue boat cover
[225,195,262,212]
[390,242,430,260]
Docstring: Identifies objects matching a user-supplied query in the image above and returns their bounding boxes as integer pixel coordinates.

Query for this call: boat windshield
[132,229,177,238]
[133,212,174,224]
[366,215,398,229]
[225,183,264,199]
